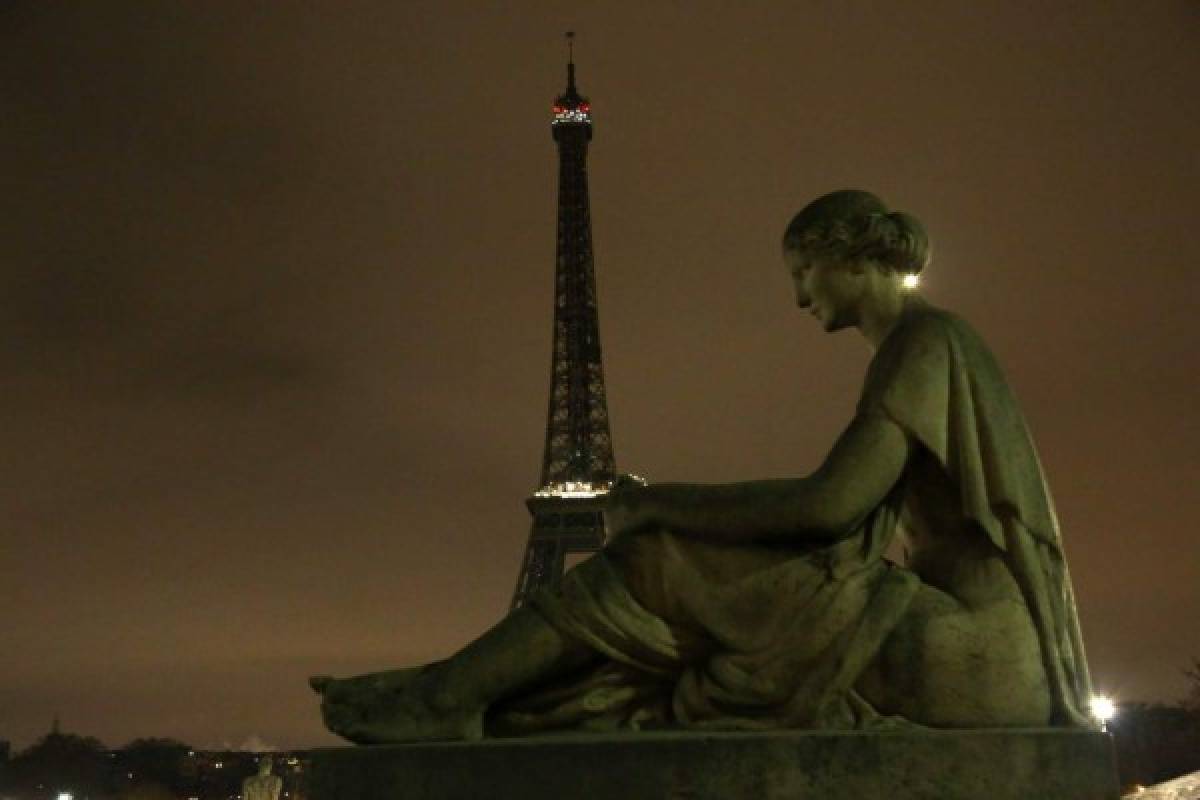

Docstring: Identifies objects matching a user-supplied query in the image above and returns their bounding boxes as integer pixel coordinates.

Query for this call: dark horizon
[2,2,1197,751]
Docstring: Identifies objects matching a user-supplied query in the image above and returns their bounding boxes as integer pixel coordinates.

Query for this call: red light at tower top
[551,102,590,115]
[551,92,592,126]
[552,104,592,125]
[551,31,592,128]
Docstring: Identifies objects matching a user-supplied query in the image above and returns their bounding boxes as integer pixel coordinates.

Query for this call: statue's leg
[857,581,1051,727]
[317,606,597,743]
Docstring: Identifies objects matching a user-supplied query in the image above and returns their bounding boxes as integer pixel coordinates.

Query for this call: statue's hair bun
[783,191,931,275]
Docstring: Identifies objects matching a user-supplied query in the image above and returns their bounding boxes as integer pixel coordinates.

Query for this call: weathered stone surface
[305,728,1119,800]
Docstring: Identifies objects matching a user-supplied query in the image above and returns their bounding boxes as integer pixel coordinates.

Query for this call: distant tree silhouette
[3,729,111,800]
[115,780,175,800]
[1182,657,1200,714]
[1110,701,1200,788]
[113,739,192,797]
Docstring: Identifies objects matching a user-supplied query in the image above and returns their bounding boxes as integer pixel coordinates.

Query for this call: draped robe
[494,303,1093,733]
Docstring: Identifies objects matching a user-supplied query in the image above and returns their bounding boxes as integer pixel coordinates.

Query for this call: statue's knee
[872,593,1052,726]
[605,530,673,612]
[607,529,668,568]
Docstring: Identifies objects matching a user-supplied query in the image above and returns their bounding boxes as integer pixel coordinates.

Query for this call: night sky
[3,2,1197,751]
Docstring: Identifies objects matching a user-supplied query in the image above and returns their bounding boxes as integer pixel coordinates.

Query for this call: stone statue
[242,756,282,800]
[310,189,1094,744]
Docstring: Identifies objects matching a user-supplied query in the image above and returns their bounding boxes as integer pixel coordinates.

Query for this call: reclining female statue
[311,189,1094,743]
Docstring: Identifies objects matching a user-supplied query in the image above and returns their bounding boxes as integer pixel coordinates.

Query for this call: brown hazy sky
[2,2,1198,751]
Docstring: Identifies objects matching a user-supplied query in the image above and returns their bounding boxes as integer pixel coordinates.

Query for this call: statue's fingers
[614,472,646,488]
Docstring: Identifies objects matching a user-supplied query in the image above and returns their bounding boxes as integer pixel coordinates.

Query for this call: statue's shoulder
[891,303,987,352]
[885,303,958,350]
[898,302,968,334]
[870,305,991,386]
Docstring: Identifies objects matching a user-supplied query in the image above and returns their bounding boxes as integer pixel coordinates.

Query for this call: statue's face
[784,249,864,332]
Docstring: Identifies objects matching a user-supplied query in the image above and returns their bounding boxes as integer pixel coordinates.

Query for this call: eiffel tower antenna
[510,39,615,609]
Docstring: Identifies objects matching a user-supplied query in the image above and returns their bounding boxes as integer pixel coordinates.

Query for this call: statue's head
[781,190,930,276]
[257,756,273,776]
[781,191,931,333]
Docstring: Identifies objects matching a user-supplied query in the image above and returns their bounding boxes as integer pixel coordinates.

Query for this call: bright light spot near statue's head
[57,792,73,800]
[902,274,920,289]
[1090,694,1116,725]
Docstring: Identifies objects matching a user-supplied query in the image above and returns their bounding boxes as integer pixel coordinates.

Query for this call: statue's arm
[610,413,908,545]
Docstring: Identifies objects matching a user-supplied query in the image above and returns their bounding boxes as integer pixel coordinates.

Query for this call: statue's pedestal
[305,728,1119,800]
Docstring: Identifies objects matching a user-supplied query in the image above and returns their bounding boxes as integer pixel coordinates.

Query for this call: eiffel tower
[510,35,617,609]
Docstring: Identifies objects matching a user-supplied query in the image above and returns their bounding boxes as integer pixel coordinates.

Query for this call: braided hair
[782,190,931,276]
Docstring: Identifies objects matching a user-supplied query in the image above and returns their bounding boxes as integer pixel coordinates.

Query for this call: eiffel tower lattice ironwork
[510,36,617,610]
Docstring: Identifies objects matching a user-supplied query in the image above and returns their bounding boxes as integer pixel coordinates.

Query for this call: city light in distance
[902,274,920,289]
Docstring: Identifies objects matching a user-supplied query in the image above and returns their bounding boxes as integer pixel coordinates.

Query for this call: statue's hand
[611,473,647,491]
[605,475,652,545]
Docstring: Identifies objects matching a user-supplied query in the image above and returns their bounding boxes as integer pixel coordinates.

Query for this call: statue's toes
[309,675,333,695]
[338,721,385,746]
[321,698,360,735]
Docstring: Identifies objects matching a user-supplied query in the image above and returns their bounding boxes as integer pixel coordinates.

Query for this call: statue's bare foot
[311,664,435,742]
[313,662,482,744]
[313,663,448,720]
[340,688,484,745]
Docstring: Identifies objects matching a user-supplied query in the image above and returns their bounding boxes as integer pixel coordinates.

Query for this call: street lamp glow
[902,274,920,289]
[1090,694,1116,724]
[57,792,73,800]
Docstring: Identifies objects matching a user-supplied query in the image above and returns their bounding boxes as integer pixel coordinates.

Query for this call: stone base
[305,728,1119,800]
